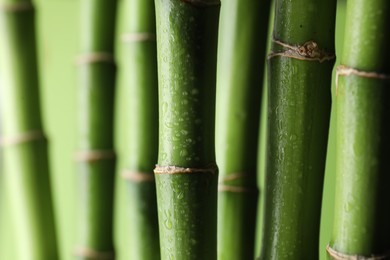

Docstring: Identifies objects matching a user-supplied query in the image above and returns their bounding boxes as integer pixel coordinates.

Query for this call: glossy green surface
[0,1,58,259]
[260,0,336,259]
[215,0,270,259]
[76,0,117,256]
[156,172,218,260]
[118,0,160,257]
[330,0,390,256]
[155,0,220,259]
[156,0,219,168]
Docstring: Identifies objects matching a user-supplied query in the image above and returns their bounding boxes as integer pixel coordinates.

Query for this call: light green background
[0,0,345,259]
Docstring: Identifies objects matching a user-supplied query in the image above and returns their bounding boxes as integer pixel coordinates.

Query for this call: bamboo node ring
[0,131,46,147]
[75,52,115,65]
[268,36,335,63]
[181,0,221,7]
[0,2,33,12]
[74,150,116,162]
[326,244,390,260]
[121,33,156,43]
[121,170,155,182]
[74,247,115,260]
[218,172,257,193]
[336,64,390,95]
[154,164,217,175]
[218,184,258,193]
[219,172,250,183]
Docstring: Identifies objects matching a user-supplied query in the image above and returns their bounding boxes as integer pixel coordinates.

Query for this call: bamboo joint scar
[268,36,335,63]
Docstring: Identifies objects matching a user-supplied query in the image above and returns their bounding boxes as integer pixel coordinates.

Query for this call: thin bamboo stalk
[118,0,159,258]
[215,0,270,259]
[0,0,58,259]
[260,0,337,259]
[154,0,220,259]
[75,0,118,258]
[328,0,390,258]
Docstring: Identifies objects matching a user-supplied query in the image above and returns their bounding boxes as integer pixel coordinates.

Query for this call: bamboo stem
[328,0,390,258]
[154,0,220,259]
[0,0,58,259]
[215,0,270,259]
[260,0,337,259]
[75,0,118,257]
[118,0,160,257]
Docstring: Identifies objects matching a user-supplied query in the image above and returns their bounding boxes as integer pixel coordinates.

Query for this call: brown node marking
[75,53,115,65]
[121,33,156,43]
[0,131,46,147]
[219,172,249,183]
[218,184,258,193]
[74,150,116,162]
[326,244,390,260]
[0,2,33,12]
[74,247,115,260]
[218,172,257,193]
[180,0,221,7]
[336,65,390,96]
[121,170,155,182]
[154,164,217,175]
[268,36,335,63]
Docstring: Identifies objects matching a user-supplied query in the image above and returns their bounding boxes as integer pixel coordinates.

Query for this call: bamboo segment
[75,0,117,257]
[328,0,390,258]
[0,0,58,259]
[260,0,337,259]
[154,0,220,259]
[118,0,160,257]
[215,0,270,259]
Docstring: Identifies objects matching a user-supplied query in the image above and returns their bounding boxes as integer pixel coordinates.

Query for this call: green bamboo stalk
[118,0,160,258]
[75,0,118,258]
[328,0,390,258]
[0,1,58,259]
[215,0,270,259]
[260,0,337,259]
[154,0,220,259]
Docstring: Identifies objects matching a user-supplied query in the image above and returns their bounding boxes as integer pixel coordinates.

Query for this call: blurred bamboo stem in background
[118,0,160,257]
[154,0,220,259]
[75,0,118,258]
[215,0,270,259]
[260,0,337,258]
[0,0,58,259]
[328,0,390,258]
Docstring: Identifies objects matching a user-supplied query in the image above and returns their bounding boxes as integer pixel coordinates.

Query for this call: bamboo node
[75,52,115,65]
[121,170,155,182]
[336,65,390,95]
[154,164,217,175]
[0,2,33,12]
[121,33,156,43]
[218,173,257,193]
[219,172,250,183]
[0,131,46,147]
[181,0,221,7]
[268,36,335,63]
[74,150,116,162]
[74,247,115,260]
[326,244,390,260]
[218,184,258,193]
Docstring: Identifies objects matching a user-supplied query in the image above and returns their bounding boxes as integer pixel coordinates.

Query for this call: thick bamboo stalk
[75,0,118,258]
[154,0,220,259]
[215,0,270,259]
[118,0,160,258]
[328,0,390,258]
[0,0,58,259]
[260,0,337,259]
